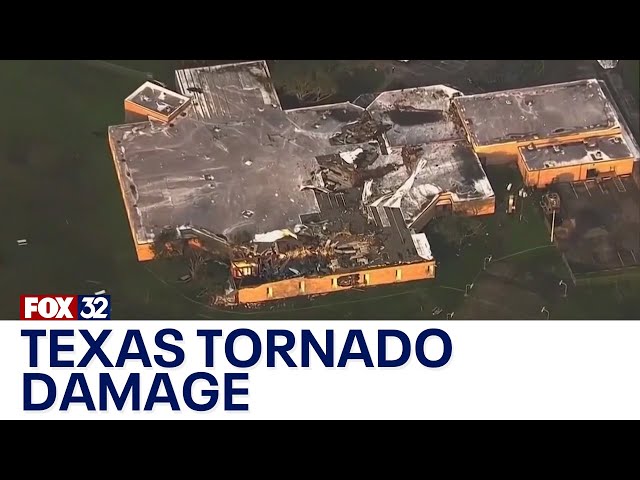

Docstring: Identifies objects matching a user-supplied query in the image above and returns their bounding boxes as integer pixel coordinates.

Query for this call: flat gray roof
[366,85,464,147]
[174,61,281,123]
[109,105,389,245]
[286,102,365,136]
[110,112,314,244]
[126,81,190,117]
[454,79,620,147]
[365,141,494,226]
[109,61,495,260]
[520,136,633,171]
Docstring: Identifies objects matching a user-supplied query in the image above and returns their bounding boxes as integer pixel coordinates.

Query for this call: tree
[185,248,207,280]
[431,215,486,252]
[151,228,183,258]
[271,61,339,105]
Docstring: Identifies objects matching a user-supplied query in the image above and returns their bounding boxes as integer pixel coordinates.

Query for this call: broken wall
[410,193,496,232]
[469,126,624,166]
[518,156,635,188]
[237,260,435,304]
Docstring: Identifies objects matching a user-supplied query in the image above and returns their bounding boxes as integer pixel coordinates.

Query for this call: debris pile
[597,60,619,70]
[329,114,391,146]
[229,223,385,284]
[316,146,400,192]
[401,145,424,172]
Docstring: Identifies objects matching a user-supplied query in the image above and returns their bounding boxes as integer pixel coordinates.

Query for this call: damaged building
[107,61,638,304]
[452,78,640,277]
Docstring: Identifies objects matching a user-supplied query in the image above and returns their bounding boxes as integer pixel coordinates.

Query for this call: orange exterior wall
[517,155,635,188]
[124,100,189,123]
[465,126,622,166]
[135,243,155,261]
[411,193,495,231]
[108,133,157,262]
[237,261,436,304]
[451,196,495,217]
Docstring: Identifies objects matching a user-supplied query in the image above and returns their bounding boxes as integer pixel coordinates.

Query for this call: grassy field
[0,60,638,320]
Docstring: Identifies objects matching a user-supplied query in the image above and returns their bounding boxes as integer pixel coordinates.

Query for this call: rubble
[227,209,390,285]
[254,229,298,243]
[109,62,498,306]
[329,114,391,146]
[597,60,619,70]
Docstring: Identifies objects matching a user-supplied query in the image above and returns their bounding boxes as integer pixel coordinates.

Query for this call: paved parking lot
[551,175,640,276]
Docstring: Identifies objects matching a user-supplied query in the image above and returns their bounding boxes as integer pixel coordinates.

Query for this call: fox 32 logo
[20,295,111,320]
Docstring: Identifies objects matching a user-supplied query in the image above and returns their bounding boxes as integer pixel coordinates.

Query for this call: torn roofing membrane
[110,61,496,270]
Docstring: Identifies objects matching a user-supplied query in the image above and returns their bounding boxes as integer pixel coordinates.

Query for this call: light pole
[483,255,493,270]
[541,306,550,320]
[518,188,529,222]
[465,283,474,297]
[559,280,568,298]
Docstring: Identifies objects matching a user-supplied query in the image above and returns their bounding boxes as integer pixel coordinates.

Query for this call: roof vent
[526,143,536,151]
[611,137,622,144]
[552,145,562,154]
[585,139,598,149]
[592,151,603,160]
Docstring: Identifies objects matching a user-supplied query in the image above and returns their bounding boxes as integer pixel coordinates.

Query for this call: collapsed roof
[108,61,495,270]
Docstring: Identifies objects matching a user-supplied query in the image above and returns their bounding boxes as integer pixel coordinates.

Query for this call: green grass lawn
[1,60,638,320]
[0,60,198,319]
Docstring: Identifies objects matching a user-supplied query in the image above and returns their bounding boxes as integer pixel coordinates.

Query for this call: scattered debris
[17,239,28,246]
[254,229,298,243]
[94,290,106,296]
[242,210,255,219]
[597,60,619,70]
[150,79,167,88]
[329,115,391,146]
[195,288,208,299]
[339,148,364,165]
[401,145,424,172]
